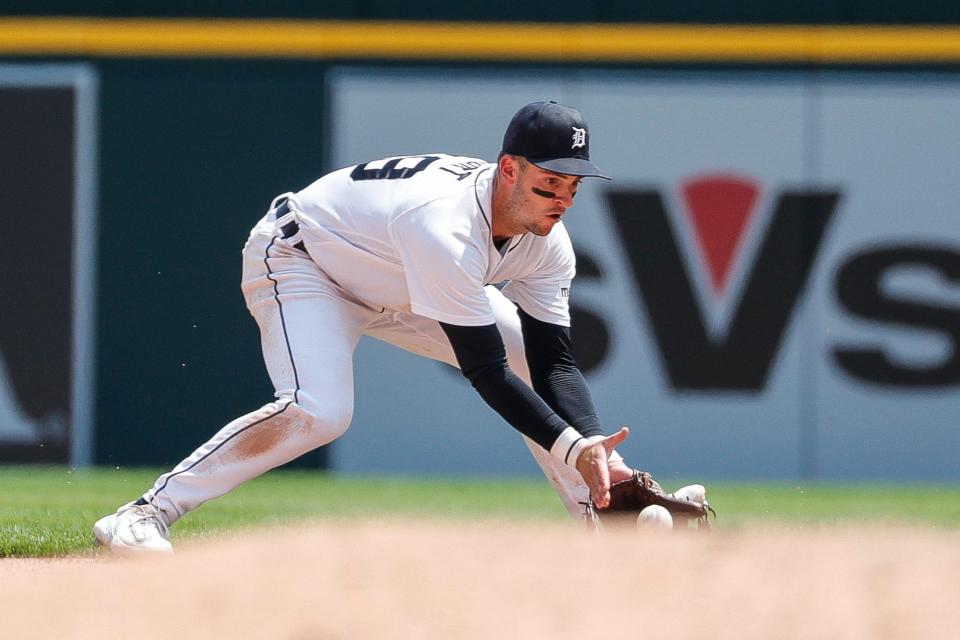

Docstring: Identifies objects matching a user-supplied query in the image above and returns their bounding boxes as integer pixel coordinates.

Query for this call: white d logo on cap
[571,127,586,149]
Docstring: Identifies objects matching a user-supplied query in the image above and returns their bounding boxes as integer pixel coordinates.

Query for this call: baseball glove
[592,470,715,529]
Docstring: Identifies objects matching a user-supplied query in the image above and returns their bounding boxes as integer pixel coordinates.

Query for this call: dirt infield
[2,520,958,639]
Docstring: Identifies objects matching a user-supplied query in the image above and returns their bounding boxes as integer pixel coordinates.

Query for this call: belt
[274,197,307,253]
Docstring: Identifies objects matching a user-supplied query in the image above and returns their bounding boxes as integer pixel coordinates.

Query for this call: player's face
[510,159,582,237]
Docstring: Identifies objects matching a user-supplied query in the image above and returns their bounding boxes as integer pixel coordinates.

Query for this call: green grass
[2,466,959,557]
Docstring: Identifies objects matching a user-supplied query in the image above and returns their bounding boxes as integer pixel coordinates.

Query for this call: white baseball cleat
[93,501,174,554]
[670,484,707,505]
[668,484,716,529]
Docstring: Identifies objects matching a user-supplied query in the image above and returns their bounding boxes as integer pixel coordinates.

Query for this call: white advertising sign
[328,69,960,481]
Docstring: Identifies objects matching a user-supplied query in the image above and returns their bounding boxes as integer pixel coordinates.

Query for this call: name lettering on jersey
[571,127,587,149]
[440,160,485,181]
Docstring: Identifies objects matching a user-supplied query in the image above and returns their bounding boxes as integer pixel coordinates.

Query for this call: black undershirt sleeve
[517,308,604,438]
[439,322,569,452]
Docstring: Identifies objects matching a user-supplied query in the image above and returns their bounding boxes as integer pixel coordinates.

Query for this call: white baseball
[637,504,673,531]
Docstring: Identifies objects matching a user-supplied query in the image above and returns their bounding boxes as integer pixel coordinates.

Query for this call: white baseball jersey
[285,154,576,327]
[138,153,596,531]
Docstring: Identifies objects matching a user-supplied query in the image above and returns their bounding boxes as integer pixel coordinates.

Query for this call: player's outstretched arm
[516,307,603,437]
[440,321,621,495]
[516,308,637,485]
[440,321,569,448]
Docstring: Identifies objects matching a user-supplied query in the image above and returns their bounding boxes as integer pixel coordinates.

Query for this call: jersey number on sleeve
[350,156,441,181]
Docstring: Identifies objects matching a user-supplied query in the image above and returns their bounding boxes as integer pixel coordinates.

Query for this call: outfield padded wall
[0,6,958,474]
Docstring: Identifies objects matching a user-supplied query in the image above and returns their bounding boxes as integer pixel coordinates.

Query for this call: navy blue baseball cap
[501,100,610,180]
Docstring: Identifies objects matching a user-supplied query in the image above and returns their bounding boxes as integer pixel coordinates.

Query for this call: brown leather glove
[593,470,715,529]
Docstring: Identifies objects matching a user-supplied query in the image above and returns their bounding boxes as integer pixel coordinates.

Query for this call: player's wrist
[550,426,605,469]
[607,460,633,483]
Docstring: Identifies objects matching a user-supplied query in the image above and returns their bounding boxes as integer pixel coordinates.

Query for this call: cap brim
[529,157,611,180]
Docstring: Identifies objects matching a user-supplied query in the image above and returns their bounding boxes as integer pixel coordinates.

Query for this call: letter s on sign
[833,245,960,388]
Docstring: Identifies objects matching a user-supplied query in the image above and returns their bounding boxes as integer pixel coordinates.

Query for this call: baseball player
[94,101,709,553]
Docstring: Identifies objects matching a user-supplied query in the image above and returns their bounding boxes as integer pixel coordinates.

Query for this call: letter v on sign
[606,179,840,391]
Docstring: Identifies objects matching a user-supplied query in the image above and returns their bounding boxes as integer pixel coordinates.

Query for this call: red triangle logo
[680,175,760,296]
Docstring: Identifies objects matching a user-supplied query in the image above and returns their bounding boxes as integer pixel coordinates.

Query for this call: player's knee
[287,394,353,445]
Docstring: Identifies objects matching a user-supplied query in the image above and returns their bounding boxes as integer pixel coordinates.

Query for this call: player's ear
[498,154,521,185]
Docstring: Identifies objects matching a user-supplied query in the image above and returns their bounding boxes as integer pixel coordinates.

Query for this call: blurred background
[1,3,958,483]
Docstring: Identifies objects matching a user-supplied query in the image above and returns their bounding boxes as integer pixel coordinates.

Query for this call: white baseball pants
[144,214,592,524]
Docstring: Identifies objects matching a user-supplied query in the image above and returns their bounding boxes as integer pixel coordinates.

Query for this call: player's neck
[490,172,520,241]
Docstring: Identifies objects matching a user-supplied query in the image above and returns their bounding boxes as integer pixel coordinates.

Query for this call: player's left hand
[575,427,630,509]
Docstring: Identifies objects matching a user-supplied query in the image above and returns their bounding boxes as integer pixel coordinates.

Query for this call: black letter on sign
[833,246,960,387]
[607,189,839,391]
[568,248,610,375]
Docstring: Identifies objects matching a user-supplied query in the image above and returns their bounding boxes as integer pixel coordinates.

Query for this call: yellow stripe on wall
[1,18,960,63]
